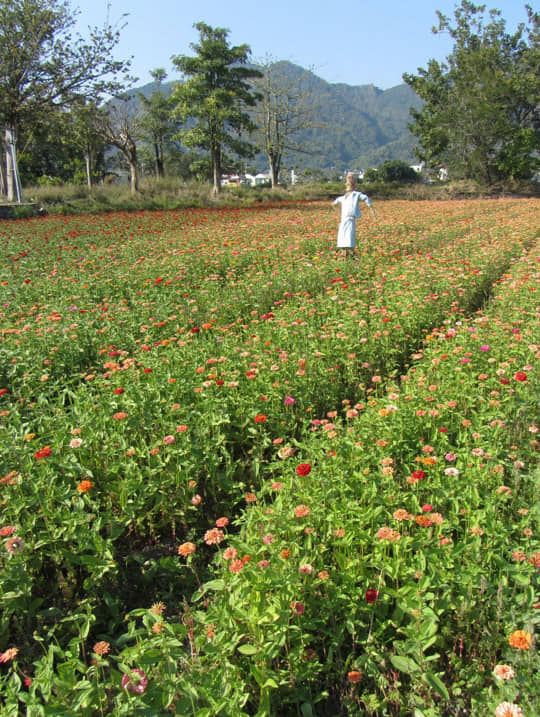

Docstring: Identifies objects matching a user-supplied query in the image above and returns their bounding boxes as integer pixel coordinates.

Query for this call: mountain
[129,61,422,172]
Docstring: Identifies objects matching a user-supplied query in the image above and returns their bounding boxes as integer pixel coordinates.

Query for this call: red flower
[365,589,379,603]
[411,469,425,480]
[296,463,312,476]
[0,388,8,396]
[113,388,124,395]
[34,446,51,460]
[514,372,527,382]
[254,414,267,423]
[190,327,200,334]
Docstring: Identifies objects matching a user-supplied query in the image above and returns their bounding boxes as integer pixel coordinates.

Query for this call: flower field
[0,198,538,716]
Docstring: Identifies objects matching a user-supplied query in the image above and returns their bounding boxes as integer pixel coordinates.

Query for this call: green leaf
[390,655,421,674]
[423,672,450,700]
[237,643,258,655]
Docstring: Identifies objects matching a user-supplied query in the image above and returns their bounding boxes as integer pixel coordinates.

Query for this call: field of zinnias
[0,199,538,716]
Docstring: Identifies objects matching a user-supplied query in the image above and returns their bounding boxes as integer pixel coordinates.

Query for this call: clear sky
[74,1,532,90]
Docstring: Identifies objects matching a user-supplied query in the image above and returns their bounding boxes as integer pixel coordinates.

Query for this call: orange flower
[393,509,413,521]
[347,670,362,684]
[376,526,401,542]
[178,542,196,556]
[294,505,310,518]
[204,528,224,546]
[229,559,244,573]
[93,641,110,656]
[0,647,18,663]
[77,480,93,494]
[508,630,532,650]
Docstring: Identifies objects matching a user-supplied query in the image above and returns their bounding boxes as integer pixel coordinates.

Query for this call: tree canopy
[0,0,132,200]
[170,22,262,195]
[404,1,540,184]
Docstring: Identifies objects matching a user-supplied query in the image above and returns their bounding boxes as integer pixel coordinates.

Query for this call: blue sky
[75,1,532,89]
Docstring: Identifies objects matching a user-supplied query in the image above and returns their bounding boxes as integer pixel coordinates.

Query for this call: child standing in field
[333,173,375,257]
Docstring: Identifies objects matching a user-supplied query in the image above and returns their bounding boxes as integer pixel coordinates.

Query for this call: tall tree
[170,22,262,196]
[138,69,175,179]
[68,99,106,188]
[251,59,322,187]
[0,0,132,201]
[96,100,141,194]
[404,2,539,184]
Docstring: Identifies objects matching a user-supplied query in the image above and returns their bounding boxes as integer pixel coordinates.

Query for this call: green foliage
[369,160,421,184]
[0,200,538,714]
[404,1,540,184]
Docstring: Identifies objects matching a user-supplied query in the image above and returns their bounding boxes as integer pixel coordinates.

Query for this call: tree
[251,59,323,187]
[96,100,141,194]
[404,2,540,184]
[138,69,176,179]
[0,0,132,201]
[68,99,106,188]
[377,160,420,184]
[170,22,262,196]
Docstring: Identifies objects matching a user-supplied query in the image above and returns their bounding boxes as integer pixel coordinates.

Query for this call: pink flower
[299,563,313,574]
[421,504,433,513]
[495,703,523,717]
[0,526,16,537]
[229,559,244,573]
[204,528,225,545]
[215,517,229,528]
[162,435,175,445]
[262,533,275,545]
[493,664,515,681]
[284,395,295,405]
[121,669,148,694]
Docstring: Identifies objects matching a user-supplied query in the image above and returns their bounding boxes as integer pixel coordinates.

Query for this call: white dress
[333,190,372,248]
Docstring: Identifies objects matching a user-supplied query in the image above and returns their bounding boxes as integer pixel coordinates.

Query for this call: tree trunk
[129,158,139,194]
[0,146,6,198]
[84,150,92,190]
[268,149,280,188]
[212,143,221,197]
[5,128,23,203]
[154,141,164,179]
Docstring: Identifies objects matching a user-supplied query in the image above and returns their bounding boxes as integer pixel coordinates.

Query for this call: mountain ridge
[130,61,422,171]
